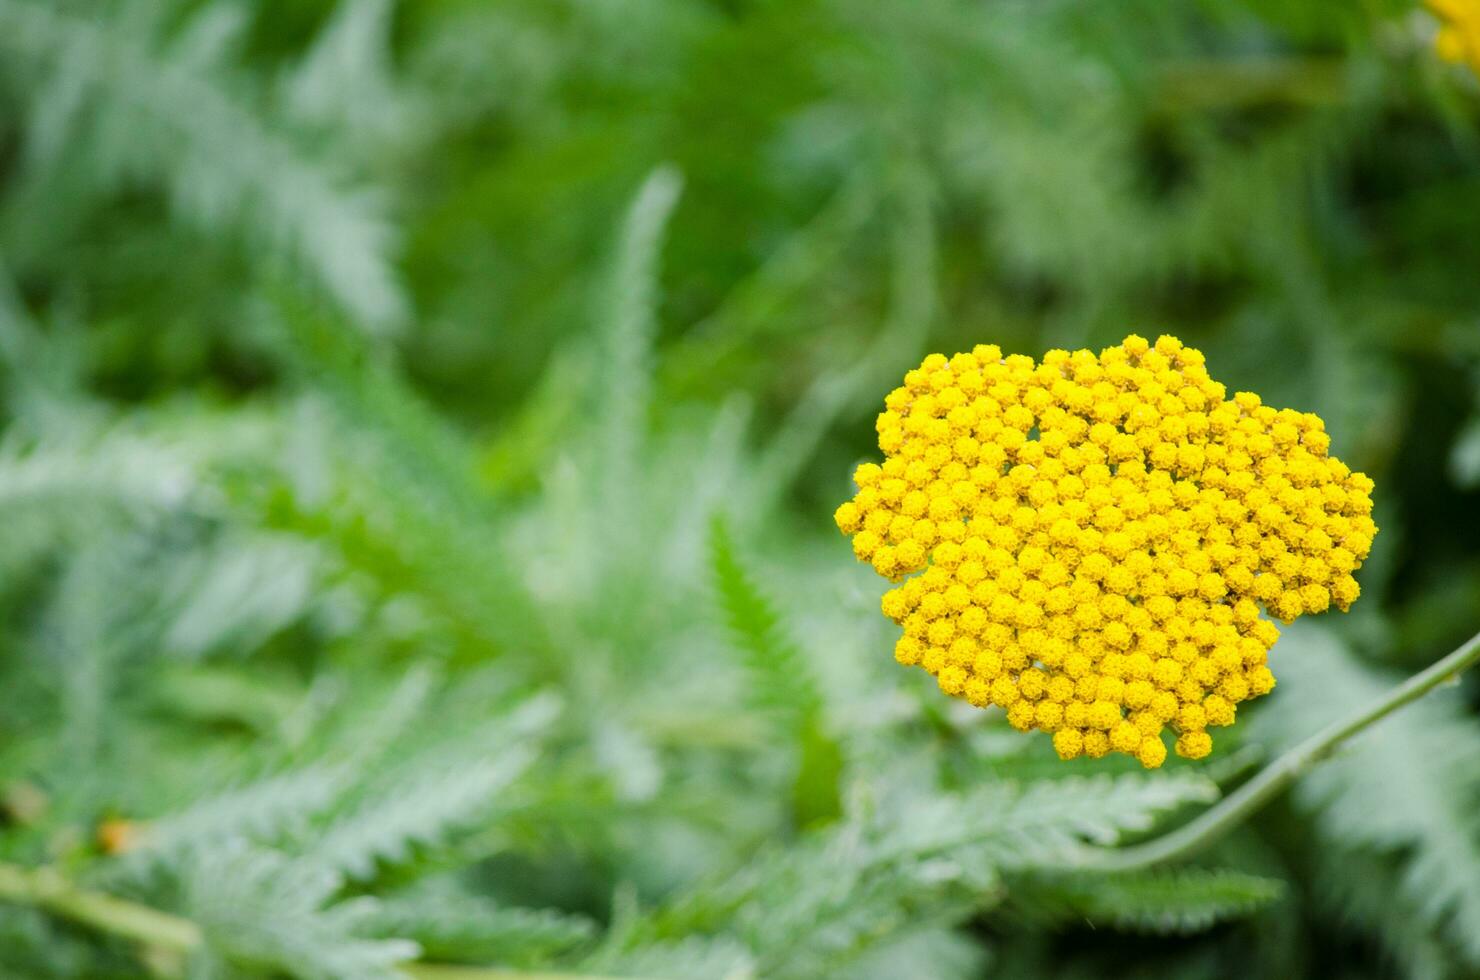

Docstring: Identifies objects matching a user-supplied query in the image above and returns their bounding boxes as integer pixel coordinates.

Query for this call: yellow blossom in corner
[1429,0,1480,73]
[835,335,1377,768]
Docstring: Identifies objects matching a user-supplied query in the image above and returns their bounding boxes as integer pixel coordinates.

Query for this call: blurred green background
[1,0,1479,978]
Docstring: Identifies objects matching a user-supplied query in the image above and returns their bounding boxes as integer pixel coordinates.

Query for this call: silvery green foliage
[0,0,405,333]
[0,1,1478,978]
[1256,625,1480,974]
[183,842,418,979]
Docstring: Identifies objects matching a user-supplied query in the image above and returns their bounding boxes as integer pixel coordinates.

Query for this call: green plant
[1,1,1479,978]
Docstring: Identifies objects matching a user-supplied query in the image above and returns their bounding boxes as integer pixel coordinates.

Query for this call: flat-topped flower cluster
[835,334,1376,767]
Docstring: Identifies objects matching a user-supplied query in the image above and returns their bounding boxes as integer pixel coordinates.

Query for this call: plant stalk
[1072,627,1480,872]
[1,631,1476,960]
[0,862,201,950]
[0,864,634,980]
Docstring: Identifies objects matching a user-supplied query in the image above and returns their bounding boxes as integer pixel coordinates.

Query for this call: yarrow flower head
[835,335,1376,768]
[1429,0,1480,74]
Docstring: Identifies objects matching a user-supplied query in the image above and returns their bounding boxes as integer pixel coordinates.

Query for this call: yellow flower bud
[1175,731,1213,760]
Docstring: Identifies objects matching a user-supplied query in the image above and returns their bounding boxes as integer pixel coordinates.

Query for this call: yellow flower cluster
[1429,0,1480,74]
[835,335,1376,768]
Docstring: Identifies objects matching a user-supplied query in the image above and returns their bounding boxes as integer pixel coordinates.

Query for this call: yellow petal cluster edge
[835,335,1376,767]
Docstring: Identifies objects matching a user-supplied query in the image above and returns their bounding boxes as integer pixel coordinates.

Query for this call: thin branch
[0,862,639,980]
[1072,628,1480,873]
[3,629,1478,962]
[0,863,201,951]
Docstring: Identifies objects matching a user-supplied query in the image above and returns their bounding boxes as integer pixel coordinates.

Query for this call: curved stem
[1075,627,1480,873]
[0,863,629,980]
[2,631,1477,957]
[0,862,201,951]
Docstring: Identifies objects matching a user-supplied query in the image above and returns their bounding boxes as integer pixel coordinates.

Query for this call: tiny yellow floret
[836,334,1376,767]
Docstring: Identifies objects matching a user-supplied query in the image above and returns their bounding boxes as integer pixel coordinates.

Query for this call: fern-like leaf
[311,749,536,882]
[354,885,595,965]
[707,517,820,723]
[648,770,1215,978]
[309,695,558,880]
[258,304,544,655]
[134,766,351,858]
[709,516,842,824]
[184,842,418,980]
[1014,868,1285,934]
[986,772,1219,860]
[1255,623,1480,967]
[0,0,405,331]
[583,935,757,980]
[598,165,682,528]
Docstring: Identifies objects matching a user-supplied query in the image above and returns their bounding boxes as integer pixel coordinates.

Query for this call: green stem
[1074,628,1480,873]
[0,864,636,980]
[2,631,1477,958]
[0,862,201,951]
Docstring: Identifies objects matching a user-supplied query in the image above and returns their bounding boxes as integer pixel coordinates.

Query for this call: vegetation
[0,0,1478,977]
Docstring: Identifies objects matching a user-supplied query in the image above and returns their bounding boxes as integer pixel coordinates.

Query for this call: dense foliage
[0,1,1478,978]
